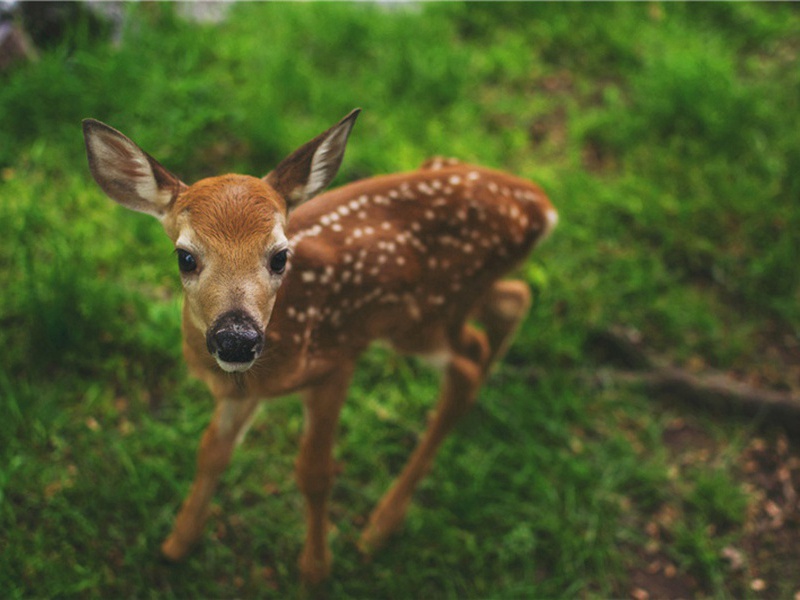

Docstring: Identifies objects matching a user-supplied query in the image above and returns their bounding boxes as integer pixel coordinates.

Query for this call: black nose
[206,312,264,364]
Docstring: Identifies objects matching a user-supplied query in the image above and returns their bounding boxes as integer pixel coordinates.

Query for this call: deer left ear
[264,108,360,212]
[83,119,186,220]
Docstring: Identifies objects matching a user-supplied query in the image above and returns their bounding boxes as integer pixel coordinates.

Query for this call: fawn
[82,110,557,584]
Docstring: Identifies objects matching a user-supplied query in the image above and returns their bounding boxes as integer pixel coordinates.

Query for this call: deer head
[83,110,360,373]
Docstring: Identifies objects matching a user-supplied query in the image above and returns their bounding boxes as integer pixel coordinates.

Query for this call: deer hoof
[161,535,191,562]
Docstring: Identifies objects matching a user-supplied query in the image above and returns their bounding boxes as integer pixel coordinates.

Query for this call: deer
[82,109,557,585]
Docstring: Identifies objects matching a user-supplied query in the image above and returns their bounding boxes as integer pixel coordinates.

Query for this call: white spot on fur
[421,350,451,372]
[418,182,434,196]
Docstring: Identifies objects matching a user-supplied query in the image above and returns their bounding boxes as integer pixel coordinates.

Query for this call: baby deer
[83,110,557,584]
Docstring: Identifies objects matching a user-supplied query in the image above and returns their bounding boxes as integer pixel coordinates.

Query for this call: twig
[586,327,800,435]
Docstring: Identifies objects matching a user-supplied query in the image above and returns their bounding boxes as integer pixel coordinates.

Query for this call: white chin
[215,357,256,373]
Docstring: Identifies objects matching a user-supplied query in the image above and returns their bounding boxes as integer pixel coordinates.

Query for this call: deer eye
[270,249,288,274]
[176,249,197,273]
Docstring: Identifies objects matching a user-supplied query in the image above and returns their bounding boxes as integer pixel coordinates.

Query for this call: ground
[625,413,800,600]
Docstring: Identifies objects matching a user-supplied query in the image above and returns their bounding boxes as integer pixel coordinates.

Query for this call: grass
[1,2,800,597]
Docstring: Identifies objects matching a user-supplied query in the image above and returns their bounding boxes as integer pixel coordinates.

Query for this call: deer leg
[161,397,260,561]
[476,279,532,373]
[359,326,487,553]
[295,363,354,585]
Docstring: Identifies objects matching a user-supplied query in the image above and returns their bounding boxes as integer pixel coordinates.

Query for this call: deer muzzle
[206,311,264,372]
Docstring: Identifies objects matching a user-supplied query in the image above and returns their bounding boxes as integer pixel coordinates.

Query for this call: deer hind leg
[295,363,354,585]
[475,279,532,374]
[161,396,260,561]
[358,324,488,554]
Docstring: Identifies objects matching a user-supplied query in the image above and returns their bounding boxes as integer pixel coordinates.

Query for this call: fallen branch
[586,327,800,434]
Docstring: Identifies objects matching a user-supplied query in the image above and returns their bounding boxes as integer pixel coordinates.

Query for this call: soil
[626,418,800,599]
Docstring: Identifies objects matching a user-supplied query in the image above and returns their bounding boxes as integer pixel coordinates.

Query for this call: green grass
[1,2,799,597]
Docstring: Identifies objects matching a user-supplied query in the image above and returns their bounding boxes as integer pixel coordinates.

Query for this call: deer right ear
[82,119,185,220]
[264,108,360,212]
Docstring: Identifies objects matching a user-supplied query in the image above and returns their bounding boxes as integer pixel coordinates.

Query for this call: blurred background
[1,2,799,598]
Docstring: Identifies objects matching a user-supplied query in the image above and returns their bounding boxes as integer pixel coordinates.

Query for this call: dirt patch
[738,434,800,599]
[626,420,800,599]
[661,418,716,463]
[629,551,697,600]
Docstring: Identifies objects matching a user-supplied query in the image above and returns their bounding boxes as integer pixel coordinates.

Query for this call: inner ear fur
[83,119,185,219]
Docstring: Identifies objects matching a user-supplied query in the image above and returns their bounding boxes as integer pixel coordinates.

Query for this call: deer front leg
[161,397,260,561]
[359,326,487,554]
[295,363,354,585]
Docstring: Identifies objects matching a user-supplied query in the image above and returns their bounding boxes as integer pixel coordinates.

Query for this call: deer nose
[206,311,264,366]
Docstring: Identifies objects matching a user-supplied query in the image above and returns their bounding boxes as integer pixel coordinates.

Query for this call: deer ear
[82,119,186,220]
[264,108,360,211]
